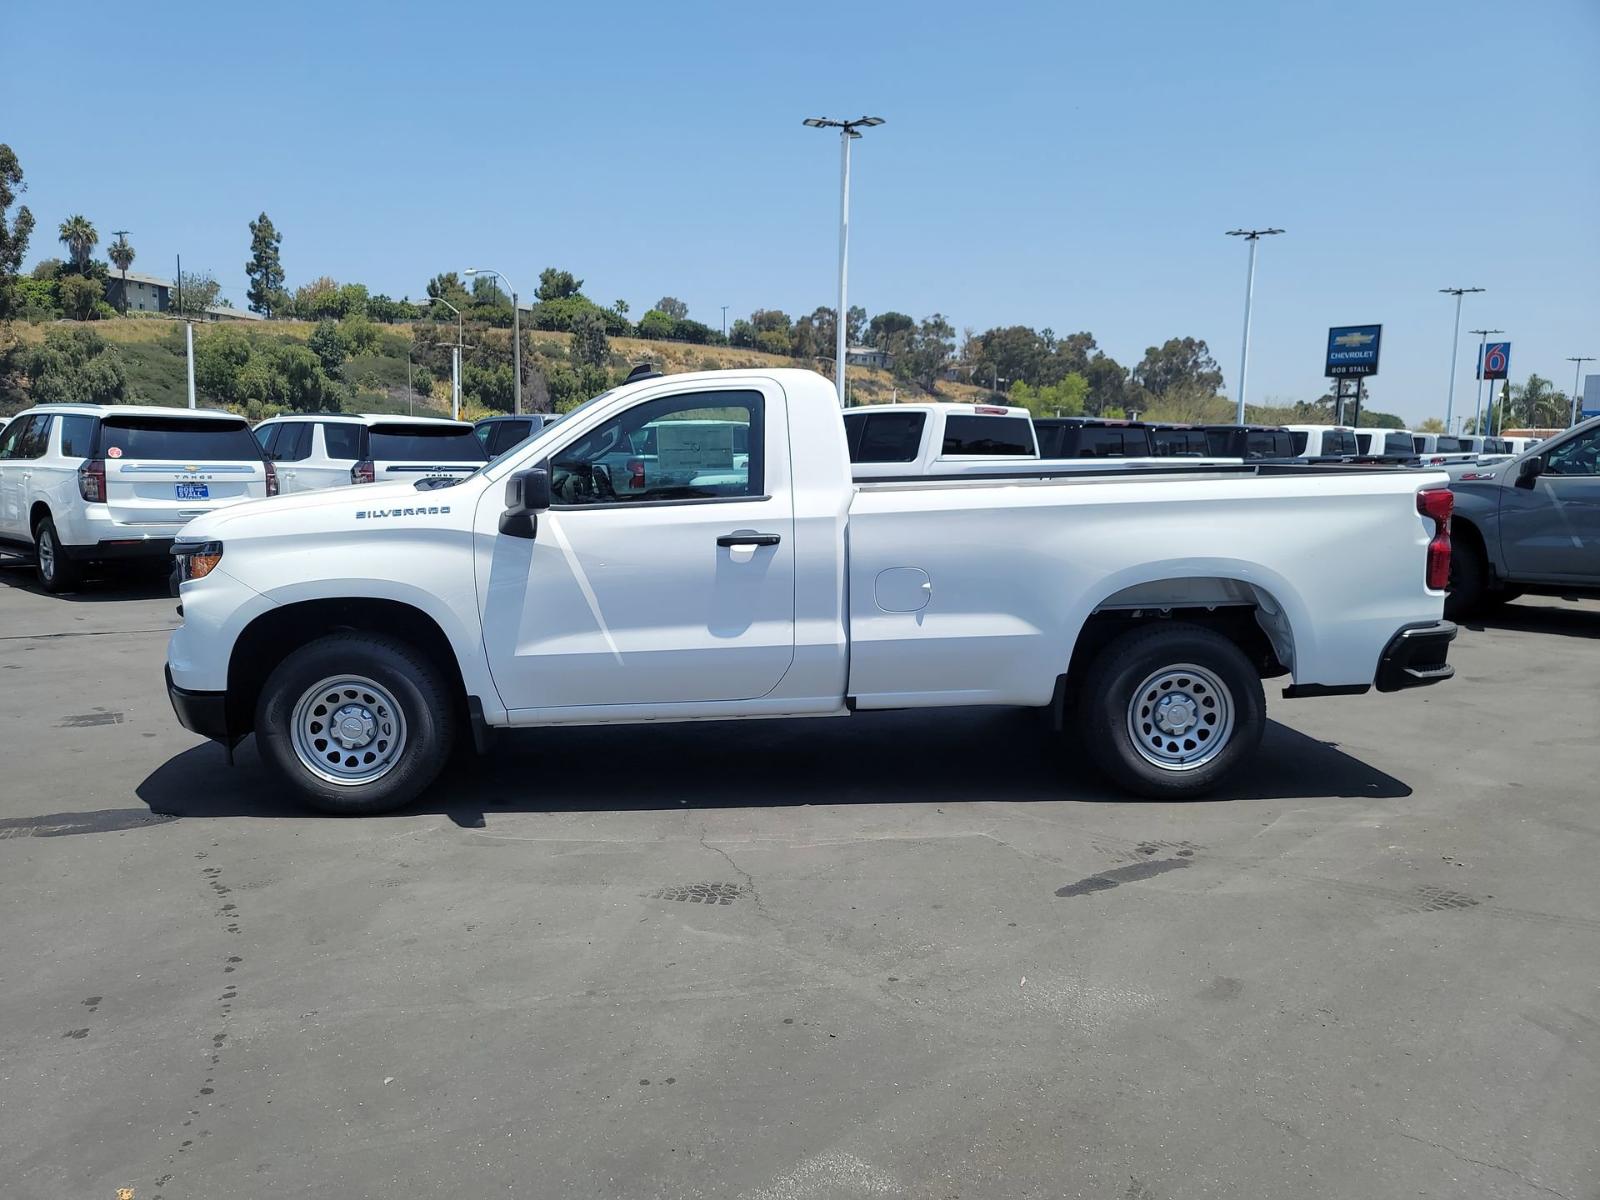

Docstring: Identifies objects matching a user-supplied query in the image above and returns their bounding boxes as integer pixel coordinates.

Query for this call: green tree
[172,270,221,317]
[107,233,135,313]
[868,311,915,348]
[23,326,129,404]
[194,326,254,402]
[0,144,35,321]
[1083,352,1129,416]
[655,296,688,320]
[894,313,956,394]
[291,276,342,320]
[245,213,285,316]
[426,272,471,307]
[56,214,98,272]
[271,343,334,411]
[308,320,346,374]
[570,307,610,369]
[31,258,62,281]
[537,267,583,302]
[57,273,104,320]
[1011,374,1088,417]
[337,314,379,357]
[636,309,675,340]
[1132,336,1223,398]
[1416,417,1446,434]
[1503,374,1570,429]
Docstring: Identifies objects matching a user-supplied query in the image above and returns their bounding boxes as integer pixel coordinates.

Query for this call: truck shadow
[0,555,170,602]
[1464,600,1600,640]
[136,708,1410,823]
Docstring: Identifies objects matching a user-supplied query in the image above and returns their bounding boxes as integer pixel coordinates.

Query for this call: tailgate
[99,416,267,524]
[367,423,486,484]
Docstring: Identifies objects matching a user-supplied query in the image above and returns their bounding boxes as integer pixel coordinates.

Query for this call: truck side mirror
[1515,457,1543,489]
[500,467,551,538]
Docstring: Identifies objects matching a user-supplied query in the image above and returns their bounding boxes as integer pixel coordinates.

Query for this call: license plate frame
[175,483,210,500]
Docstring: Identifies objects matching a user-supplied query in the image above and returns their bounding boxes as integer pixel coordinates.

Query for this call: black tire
[1078,622,1265,800]
[32,513,80,594]
[255,632,457,815]
[1445,538,1489,620]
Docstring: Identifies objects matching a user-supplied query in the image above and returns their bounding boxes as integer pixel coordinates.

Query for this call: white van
[252,414,487,494]
[0,404,274,591]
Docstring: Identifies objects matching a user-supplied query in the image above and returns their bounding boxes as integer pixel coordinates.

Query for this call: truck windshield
[99,416,261,460]
[368,425,488,463]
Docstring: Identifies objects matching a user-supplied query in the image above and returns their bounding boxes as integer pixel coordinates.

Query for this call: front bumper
[1374,620,1457,692]
[62,536,176,562]
[165,665,234,741]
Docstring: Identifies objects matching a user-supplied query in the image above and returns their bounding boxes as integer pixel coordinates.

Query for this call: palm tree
[57,214,98,272]
[108,233,135,313]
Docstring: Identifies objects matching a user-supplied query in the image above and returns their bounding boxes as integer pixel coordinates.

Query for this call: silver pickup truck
[1446,417,1600,616]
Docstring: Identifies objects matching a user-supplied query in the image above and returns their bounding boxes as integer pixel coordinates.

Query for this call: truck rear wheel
[255,632,456,815]
[33,514,80,594]
[1078,622,1265,799]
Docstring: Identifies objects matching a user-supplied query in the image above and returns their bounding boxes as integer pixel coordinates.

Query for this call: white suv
[252,414,487,494]
[0,404,275,592]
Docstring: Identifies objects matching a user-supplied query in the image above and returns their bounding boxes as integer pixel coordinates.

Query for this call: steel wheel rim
[290,674,407,787]
[1126,661,1234,771]
[37,528,55,581]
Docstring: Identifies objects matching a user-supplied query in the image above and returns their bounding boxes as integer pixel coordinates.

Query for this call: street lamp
[424,295,465,420]
[804,115,885,408]
[1567,356,1596,427]
[1225,228,1283,423]
[1439,287,1484,433]
[465,268,521,415]
[1468,329,1502,436]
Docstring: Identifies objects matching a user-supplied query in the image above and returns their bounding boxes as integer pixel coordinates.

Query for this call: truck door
[1499,424,1600,581]
[480,383,796,711]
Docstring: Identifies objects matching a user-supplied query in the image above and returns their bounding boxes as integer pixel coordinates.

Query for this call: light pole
[804,115,885,408]
[1439,287,1484,433]
[1468,329,1502,436]
[1225,228,1283,423]
[466,268,521,415]
[721,305,728,341]
[425,296,465,420]
[1568,356,1596,427]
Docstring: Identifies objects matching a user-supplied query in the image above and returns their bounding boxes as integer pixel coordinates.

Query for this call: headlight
[174,540,224,583]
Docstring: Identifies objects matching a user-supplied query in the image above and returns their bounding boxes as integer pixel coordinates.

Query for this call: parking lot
[0,560,1596,1200]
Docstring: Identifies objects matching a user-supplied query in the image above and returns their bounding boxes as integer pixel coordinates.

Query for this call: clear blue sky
[6,0,1597,424]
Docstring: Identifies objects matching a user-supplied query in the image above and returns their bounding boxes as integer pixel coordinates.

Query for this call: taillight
[1418,487,1453,591]
[626,458,646,489]
[264,461,279,496]
[351,459,375,484]
[77,459,106,502]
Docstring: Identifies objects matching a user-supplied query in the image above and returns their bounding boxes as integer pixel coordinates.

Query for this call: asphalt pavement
[0,557,1596,1200]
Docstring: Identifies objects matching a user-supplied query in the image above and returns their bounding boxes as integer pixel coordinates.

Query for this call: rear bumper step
[61,537,176,562]
[1374,620,1457,693]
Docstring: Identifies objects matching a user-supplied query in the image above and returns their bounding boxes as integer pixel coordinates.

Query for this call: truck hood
[175,479,472,541]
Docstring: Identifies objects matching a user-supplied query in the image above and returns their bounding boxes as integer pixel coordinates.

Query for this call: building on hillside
[204,305,265,322]
[105,270,171,313]
[846,345,892,369]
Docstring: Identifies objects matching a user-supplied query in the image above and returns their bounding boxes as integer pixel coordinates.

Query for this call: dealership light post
[1439,287,1484,433]
[425,295,465,420]
[1225,228,1283,423]
[1468,329,1502,436]
[804,115,885,408]
[1569,356,1596,427]
[465,268,521,414]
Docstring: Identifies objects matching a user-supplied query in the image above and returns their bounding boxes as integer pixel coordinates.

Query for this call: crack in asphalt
[698,826,770,919]
[1391,1121,1571,1199]
[0,627,177,642]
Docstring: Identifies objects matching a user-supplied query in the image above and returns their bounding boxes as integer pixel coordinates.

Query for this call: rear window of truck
[844,411,927,463]
[1076,427,1151,458]
[1321,430,1358,456]
[367,424,488,463]
[1245,431,1293,459]
[98,416,261,461]
[1435,437,1466,452]
[941,415,1034,456]
[1151,429,1207,456]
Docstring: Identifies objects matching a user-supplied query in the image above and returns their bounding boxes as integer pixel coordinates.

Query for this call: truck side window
[852,412,925,463]
[942,415,1033,456]
[549,390,764,505]
[1544,428,1600,476]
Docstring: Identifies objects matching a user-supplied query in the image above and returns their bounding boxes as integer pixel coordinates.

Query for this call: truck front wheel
[1079,623,1265,799]
[255,632,457,815]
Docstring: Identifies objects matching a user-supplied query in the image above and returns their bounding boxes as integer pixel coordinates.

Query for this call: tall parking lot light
[1225,228,1283,423]
[425,296,465,420]
[804,115,885,409]
[1440,287,1484,433]
[1569,356,1596,427]
[466,269,521,415]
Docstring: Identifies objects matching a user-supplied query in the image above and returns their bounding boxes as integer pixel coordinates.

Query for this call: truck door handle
[717,531,781,548]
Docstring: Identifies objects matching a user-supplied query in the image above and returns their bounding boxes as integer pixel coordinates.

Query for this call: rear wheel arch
[29,500,52,534]
[226,598,468,737]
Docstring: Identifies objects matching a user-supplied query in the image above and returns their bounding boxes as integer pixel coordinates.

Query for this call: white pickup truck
[165,368,1458,814]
